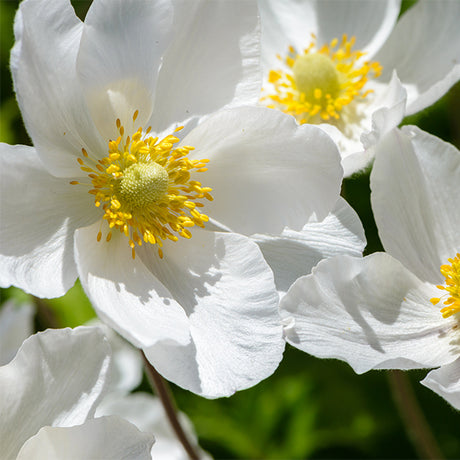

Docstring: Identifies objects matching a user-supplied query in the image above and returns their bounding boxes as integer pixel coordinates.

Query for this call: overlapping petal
[0,144,99,298]
[0,327,111,459]
[280,253,458,374]
[346,72,407,176]
[184,106,342,235]
[12,0,106,177]
[253,197,365,294]
[371,126,460,283]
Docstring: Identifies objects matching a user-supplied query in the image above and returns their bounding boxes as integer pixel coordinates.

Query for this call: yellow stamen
[73,112,213,258]
[431,253,460,318]
[262,34,382,125]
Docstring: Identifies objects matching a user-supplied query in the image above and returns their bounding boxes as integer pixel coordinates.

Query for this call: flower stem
[387,370,443,459]
[142,351,200,460]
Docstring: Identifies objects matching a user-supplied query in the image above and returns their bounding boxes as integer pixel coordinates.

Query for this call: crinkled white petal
[253,197,365,294]
[149,0,260,134]
[280,253,458,374]
[140,230,284,398]
[342,71,407,176]
[17,416,154,460]
[77,0,173,142]
[375,0,460,115]
[12,0,106,177]
[75,222,191,350]
[0,327,111,459]
[0,144,99,298]
[0,300,34,366]
[421,359,460,410]
[371,126,460,283]
[96,393,209,460]
[184,106,342,235]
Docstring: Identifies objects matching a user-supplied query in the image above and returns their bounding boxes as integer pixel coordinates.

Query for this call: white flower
[279,126,460,408]
[258,0,460,175]
[0,0,362,398]
[0,326,154,459]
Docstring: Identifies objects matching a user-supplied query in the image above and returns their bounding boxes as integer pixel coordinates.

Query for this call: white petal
[371,127,460,283]
[183,106,342,235]
[314,0,400,59]
[0,300,34,366]
[280,253,458,374]
[12,0,106,177]
[149,0,260,133]
[141,230,284,398]
[421,359,460,410]
[97,393,208,460]
[0,327,111,459]
[375,0,460,115]
[0,144,98,298]
[17,416,154,460]
[342,72,407,176]
[253,197,365,294]
[259,0,318,72]
[75,222,190,350]
[77,0,173,141]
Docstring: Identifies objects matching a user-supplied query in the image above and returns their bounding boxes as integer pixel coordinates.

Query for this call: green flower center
[292,53,340,102]
[117,162,169,209]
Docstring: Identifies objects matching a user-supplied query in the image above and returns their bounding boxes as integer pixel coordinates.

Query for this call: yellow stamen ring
[430,253,460,318]
[71,113,213,259]
[264,34,382,124]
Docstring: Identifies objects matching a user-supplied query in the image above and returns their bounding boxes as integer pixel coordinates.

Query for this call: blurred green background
[1,0,460,458]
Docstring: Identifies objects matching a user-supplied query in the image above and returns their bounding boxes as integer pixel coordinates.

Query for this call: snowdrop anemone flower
[279,126,460,409]
[0,326,154,459]
[258,0,460,176]
[0,0,362,398]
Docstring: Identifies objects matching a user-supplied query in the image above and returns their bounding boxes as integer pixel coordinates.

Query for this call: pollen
[430,253,460,318]
[263,34,382,124]
[71,112,213,259]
